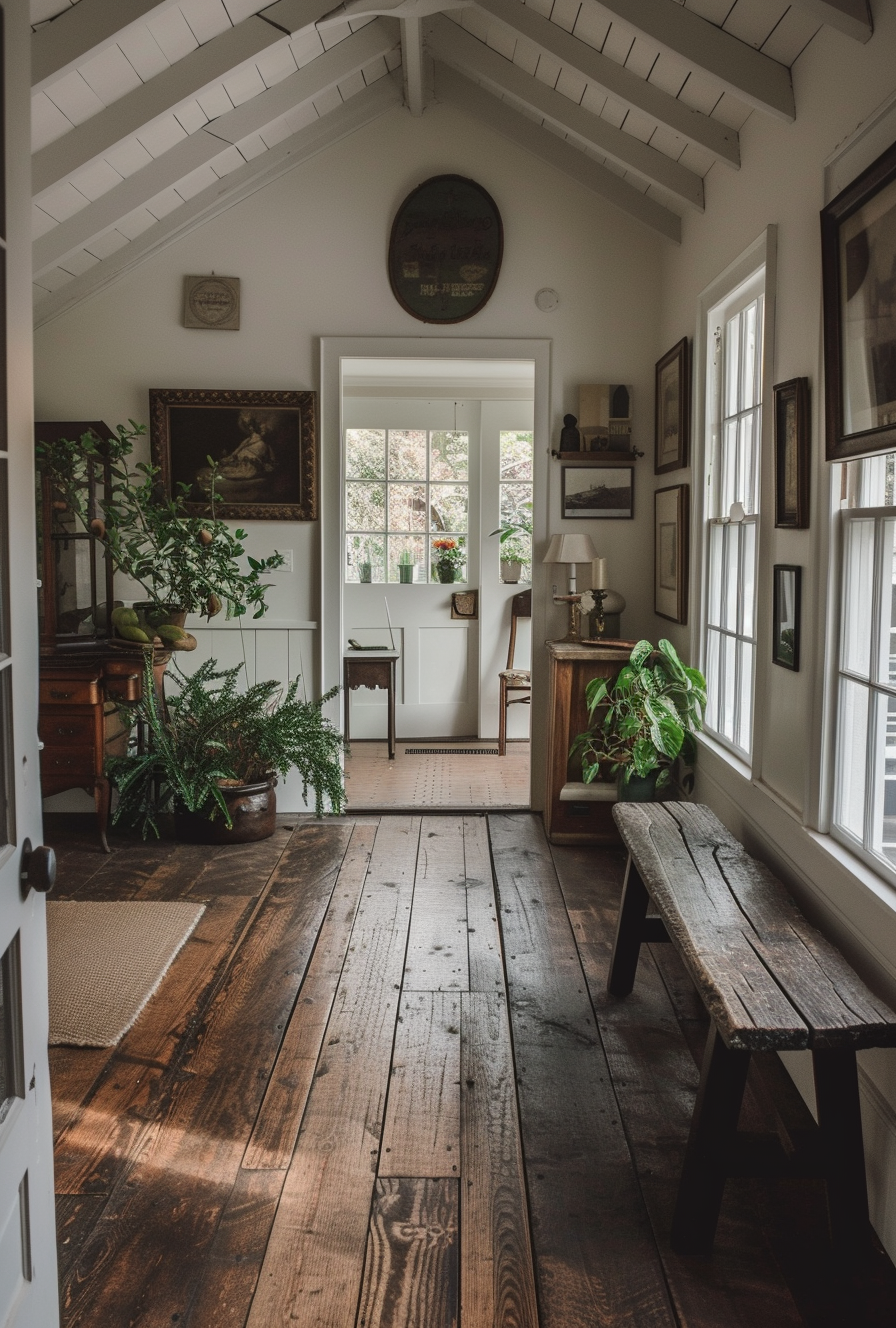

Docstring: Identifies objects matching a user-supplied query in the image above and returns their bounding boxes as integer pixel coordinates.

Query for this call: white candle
[592,556,608,590]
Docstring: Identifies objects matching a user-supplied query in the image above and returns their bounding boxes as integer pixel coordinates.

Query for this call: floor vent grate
[404,747,500,756]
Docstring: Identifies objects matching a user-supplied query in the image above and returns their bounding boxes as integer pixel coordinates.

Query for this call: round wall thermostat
[535,287,559,312]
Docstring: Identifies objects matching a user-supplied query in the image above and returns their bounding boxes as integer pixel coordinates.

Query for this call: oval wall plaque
[388,175,503,324]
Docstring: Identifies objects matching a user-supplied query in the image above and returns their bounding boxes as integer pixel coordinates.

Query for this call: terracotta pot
[174,779,277,844]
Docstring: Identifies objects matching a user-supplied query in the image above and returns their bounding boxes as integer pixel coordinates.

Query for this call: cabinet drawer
[39,712,98,747]
[104,674,141,702]
[40,678,100,706]
[40,748,97,785]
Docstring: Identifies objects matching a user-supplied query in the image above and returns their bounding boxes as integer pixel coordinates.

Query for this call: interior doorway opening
[338,355,534,810]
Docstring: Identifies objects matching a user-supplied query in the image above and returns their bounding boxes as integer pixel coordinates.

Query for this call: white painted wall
[33,96,663,810]
[655,7,896,1259]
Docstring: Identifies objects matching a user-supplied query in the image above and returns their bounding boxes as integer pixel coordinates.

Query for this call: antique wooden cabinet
[543,640,630,845]
[36,422,142,851]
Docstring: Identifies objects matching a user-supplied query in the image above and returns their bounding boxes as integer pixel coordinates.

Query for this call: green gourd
[111,606,139,628]
[116,624,152,643]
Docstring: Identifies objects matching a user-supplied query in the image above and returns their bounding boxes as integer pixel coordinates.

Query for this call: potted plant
[490,501,532,583]
[106,656,346,841]
[431,537,466,584]
[398,548,416,583]
[37,421,284,642]
[570,639,706,801]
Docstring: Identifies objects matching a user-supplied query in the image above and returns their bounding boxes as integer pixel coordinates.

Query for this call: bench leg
[607,855,650,997]
[813,1047,870,1259]
[671,1024,751,1254]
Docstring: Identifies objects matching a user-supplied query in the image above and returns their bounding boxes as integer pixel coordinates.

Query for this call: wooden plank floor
[46,813,896,1327]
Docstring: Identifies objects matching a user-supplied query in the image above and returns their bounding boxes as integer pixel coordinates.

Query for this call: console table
[544,640,630,844]
[343,649,399,760]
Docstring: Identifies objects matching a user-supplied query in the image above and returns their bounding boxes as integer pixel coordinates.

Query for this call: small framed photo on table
[773,377,810,528]
[773,565,801,671]
[654,484,689,623]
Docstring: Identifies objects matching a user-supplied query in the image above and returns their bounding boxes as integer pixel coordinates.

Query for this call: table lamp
[543,532,598,641]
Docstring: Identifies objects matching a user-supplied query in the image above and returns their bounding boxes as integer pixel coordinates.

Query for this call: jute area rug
[47,901,205,1048]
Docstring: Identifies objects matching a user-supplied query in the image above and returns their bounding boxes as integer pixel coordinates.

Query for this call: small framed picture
[562,465,633,519]
[773,565,801,671]
[654,484,689,623]
[655,337,690,474]
[774,377,810,528]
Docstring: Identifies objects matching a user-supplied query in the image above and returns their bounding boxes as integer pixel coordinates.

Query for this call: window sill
[697,731,752,784]
[806,828,896,914]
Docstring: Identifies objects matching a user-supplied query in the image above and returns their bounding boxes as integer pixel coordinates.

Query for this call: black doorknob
[20,839,57,897]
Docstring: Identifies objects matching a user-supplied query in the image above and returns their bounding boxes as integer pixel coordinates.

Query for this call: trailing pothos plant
[37,420,283,619]
[570,639,707,790]
[107,656,346,838]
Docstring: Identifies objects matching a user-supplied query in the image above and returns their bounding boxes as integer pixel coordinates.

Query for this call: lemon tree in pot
[571,639,706,801]
[106,656,346,842]
[37,421,284,648]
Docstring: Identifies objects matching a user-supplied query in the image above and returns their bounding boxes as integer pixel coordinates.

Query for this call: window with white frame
[702,272,765,760]
[833,454,896,875]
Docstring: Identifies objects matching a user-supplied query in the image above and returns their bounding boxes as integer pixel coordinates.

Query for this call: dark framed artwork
[821,138,896,461]
[562,465,633,519]
[655,336,690,474]
[654,484,689,624]
[149,388,316,521]
[773,564,801,671]
[773,377,810,528]
[388,175,503,324]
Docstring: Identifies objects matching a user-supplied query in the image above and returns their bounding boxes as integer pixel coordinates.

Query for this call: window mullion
[865,519,885,851]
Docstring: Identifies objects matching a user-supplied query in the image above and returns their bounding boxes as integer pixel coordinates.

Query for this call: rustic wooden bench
[609,801,896,1258]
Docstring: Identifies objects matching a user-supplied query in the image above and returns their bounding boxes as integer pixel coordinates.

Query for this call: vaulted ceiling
[30,0,873,325]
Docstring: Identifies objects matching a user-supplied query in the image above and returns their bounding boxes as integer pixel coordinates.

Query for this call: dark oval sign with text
[388,175,503,324]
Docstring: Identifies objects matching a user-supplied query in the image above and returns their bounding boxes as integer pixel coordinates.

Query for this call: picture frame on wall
[773,377,810,528]
[654,337,690,474]
[149,388,317,521]
[562,465,634,519]
[654,484,689,623]
[773,564,801,671]
[821,138,896,461]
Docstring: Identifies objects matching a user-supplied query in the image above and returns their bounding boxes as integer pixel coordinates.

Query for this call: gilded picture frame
[654,484,689,624]
[773,377,810,529]
[655,337,690,474]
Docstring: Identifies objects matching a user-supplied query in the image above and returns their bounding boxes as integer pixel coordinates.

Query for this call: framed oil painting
[149,388,317,521]
[562,465,633,519]
[655,337,690,474]
[821,138,896,461]
[655,484,689,623]
[774,377,810,528]
[388,175,503,324]
[773,565,801,671]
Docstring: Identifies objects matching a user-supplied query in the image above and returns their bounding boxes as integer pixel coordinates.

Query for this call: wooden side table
[343,649,399,760]
[544,640,630,844]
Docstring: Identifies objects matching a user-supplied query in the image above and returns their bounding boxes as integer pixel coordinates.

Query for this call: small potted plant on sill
[490,502,532,583]
[398,548,416,584]
[106,656,346,842]
[570,639,706,801]
[432,537,466,584]
[37,421,284,650]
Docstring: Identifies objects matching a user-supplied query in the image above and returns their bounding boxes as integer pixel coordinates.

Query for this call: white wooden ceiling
[29,0,873,323]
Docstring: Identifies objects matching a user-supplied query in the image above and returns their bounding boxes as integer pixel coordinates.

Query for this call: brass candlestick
[592,588,608,637]
[553,594,583,642]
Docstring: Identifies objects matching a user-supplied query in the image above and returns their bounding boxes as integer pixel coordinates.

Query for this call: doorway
[319,339,551,811]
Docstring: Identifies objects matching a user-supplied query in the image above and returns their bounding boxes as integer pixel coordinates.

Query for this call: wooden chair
[498,589,531,756]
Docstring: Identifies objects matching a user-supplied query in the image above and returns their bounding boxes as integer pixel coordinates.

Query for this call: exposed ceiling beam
[259,0,342,36]
[32,0,181,90]
[474,0,738,168]
[35,74,403,328]
[433,61,680,242]
[35,20,398,274]
[429,16,702,210]
[793,0,872,43]
[33,14,294,195]
[589,0,794,121]
[400,17,428,115]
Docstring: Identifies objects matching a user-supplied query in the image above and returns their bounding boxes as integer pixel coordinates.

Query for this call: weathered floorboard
[464,814,505,993]
[403,817,469,992]
[380,992,461,1179]
[357,1178,459,1328]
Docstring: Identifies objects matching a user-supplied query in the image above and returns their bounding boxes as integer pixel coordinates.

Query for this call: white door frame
[319,337,551,810]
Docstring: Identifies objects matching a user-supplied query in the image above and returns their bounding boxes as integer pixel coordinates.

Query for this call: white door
[343,399,481,739]
[0,8,60,1324]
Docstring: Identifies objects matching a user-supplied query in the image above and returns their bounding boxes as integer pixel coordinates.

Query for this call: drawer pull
[49,689,73,700]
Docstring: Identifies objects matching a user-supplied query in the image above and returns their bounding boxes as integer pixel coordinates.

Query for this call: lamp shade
[542,533,598,564]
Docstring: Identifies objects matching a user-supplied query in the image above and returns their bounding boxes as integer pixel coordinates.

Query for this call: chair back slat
[506,589,532,671]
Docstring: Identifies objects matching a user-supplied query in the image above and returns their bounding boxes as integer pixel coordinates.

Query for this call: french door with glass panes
[0,5,61,1324]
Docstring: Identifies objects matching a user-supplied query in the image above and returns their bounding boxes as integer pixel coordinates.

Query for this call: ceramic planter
[500,560,522,584]
[358,563,372,583]
[617,769,661,802]
[436,563,458,584]
[175,778,277,843]
[398,564,415,583]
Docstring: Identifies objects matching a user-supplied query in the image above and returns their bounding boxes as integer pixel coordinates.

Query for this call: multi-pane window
[499,430,533,582]
[833,454,896,875]
[345,429,468,583]
[703,284,764,759]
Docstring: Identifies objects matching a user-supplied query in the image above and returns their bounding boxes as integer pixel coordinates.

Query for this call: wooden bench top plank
[614,803,809,1050]
[667,804,896,1049]
[614,803,896,1052]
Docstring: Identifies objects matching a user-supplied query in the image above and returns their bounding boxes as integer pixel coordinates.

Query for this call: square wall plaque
[183,275,240,330]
